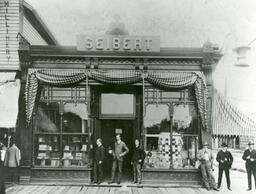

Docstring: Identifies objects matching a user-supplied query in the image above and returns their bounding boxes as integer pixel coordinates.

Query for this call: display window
[143,87,199,170]
[33,86,90,168]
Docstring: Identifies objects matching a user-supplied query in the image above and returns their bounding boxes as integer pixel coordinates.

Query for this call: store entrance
[100,119,134,183]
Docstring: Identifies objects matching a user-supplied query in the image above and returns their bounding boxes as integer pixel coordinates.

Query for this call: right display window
[144,87,199,169]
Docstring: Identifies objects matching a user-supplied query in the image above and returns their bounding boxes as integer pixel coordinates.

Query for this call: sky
[26,0,256,120]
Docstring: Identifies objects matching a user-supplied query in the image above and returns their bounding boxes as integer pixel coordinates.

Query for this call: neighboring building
[212,89,256,149]
[0,0,58,182]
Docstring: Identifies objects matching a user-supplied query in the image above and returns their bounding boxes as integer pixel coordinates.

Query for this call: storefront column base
[142,169,201,186]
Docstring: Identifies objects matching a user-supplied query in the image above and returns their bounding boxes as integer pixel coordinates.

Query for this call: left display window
[33,86,90,168]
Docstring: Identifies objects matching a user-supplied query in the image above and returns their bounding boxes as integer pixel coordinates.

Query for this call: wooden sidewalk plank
[66,186,82,194]
[108,187,116,194]
[131,187,140,194]
[27,185,43,194]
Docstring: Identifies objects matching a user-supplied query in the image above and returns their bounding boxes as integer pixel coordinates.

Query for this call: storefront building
[18,30,222,185]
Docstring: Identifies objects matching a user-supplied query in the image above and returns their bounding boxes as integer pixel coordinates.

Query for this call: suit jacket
[112,141,129,161]
[95,145,105,164]
[197,148,214,166]
[216,150,233,168]
[4,144,21,167]
[243,149,256,169]
[132,147,146,164]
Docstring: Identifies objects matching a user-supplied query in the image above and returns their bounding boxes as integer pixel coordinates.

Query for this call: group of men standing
[198,141,256,191]
[92,134,145,185]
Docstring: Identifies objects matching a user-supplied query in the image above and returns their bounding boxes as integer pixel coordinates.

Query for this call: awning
[0,72,20,128]
[212,88,256,137]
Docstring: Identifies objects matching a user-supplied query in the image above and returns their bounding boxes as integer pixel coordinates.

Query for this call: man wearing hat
[242,141,256,191]
[216,142,233,190]
[197,142,219,191]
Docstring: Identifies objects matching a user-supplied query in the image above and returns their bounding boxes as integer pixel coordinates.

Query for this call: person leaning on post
[242,140,256,191]
[216,142,233,191]
[131,139,146,184]
[197,142,219,191]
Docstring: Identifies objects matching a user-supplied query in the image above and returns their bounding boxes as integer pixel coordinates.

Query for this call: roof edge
[23,1,59,46]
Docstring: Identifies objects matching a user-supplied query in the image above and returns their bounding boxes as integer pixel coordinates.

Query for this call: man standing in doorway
[131,139,146,184]
[216,142,233,190]
[93,138,105,184]
[108,133,129,184]
[197,142,219,191]
[242,141,256,191]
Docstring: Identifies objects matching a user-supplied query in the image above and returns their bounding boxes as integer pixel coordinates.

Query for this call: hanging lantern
[233,46,250,67]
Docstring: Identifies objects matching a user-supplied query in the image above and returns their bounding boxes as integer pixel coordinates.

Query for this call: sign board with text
[76,35,160,52]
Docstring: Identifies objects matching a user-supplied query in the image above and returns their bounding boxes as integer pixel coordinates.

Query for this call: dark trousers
[111,159,123,182]
[246,167,256,189]
[133,163,142,183]
[93,162,103,183]
[217,165,230,188]
[200,161,217,189]
[0,183,5,194]
[8,167,18,183]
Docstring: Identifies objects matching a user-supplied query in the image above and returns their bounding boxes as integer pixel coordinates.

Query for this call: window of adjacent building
[33,86,90,168]
[143,87,199,170]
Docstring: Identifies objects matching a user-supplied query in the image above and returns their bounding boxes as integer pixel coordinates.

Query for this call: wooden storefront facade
[17,39,222,185]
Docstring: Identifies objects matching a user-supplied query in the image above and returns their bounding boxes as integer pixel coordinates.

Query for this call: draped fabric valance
[25,69,208,131]
[213,89,256,137]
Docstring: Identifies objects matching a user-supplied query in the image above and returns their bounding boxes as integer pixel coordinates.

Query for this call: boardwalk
[6,185,247,194]
[6,166,255,194]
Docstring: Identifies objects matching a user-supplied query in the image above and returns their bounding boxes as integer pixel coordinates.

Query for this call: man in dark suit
[242,141,256,191]
[93,138,105,184]
[131,139,146,184]
[216,142,233,190]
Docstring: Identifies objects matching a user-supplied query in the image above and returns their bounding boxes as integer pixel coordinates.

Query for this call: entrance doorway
[100,119,134,182]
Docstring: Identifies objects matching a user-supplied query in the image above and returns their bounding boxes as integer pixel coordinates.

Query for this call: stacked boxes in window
[158,132,170,168]
[37,137,48,166]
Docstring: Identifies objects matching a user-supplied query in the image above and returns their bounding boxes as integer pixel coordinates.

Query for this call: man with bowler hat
[197,141,219,191]
[216,142,233,190]
[242,140,256,191]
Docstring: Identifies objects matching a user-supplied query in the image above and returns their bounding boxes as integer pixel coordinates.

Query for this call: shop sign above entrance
[76,35,160,52]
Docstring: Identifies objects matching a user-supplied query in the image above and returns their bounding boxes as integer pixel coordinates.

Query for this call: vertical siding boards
[0,0,20,70]
[23,16,47,45]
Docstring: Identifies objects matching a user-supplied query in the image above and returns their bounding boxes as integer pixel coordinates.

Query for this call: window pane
[144,104,170,169]
[35,135,61,167]
[172,104,198,169]
[101,93,134,116]
[63,103,88,133]
[35,102,60,132]
[62,135,90,167]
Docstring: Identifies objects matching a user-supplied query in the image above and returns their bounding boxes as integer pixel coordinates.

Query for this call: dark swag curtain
[25,69,209,131]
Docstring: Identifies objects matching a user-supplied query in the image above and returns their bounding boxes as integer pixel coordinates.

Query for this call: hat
[202,142,209,146]
[221,142,228,147]
[248,141,254,146]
